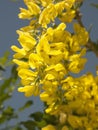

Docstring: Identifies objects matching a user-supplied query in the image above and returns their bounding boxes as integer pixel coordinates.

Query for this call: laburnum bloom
[61,73,98,129]
[18,0,76,28]
[12,21,89,106]
[11,0,98,129]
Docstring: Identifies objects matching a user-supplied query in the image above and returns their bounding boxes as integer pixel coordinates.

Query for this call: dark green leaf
[29,111,43,121]
[21,120,36,130]
[91,3,98,9]
[19,100,33,111]
[0,114,7,124]
[0,77,12,95]
[0,93,11,105]
[11,65,18,79]
[0,51,10,66]
[36,120,47,128]
[3,106,14,116]
[0,65,5,71]
[0,106,17,124]
[11,126,23,130]
[43,113,57,125]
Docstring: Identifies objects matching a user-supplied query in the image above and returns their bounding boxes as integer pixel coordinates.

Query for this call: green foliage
[0,106,18,124]
[18,100,33,112]
[21,120,37,130]
[0,65,5,71]
[0,52,34,130]
[91,3,98,9]
[20,111,57,130]
[0,51,10,65]
[0,65,18,106]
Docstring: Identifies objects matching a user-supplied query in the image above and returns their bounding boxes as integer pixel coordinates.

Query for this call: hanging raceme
[11,0,98,129]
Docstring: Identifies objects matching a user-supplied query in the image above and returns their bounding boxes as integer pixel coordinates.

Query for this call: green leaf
[11,126,23,130]
[0,93,11,105]
[36,120,47,128]
[0,77,13,95]
[0,51,10,66]
[0,114,7,124]
[18,100,33,111]
[29,111,43,121]
[0,65,5,71]
[43,113,57,125]
[21,120,36,130]
[3,106,14,116]
[9,65,18,85]
[0,106,17,124]
[91,3,98,9]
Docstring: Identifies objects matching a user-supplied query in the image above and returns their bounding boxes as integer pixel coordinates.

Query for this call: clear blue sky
[0,0,98,127]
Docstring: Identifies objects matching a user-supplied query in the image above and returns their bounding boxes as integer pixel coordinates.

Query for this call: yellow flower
[12,59,29,71]
[18,85,40,97]
[42,80,58,93]
[47,50,63,64]
[59,10,75,23]
[39,3,57,28]
[68,54,87,73]
[63,0,75,10]
[55,0,75,14]
[40,92,55,104]
[17,30,36,51]
[18,2,40,19]
[18,68,38,87]
[11,45,26,59]
[55,1,66,14]
[18,69,37,80]
[29,53,43,69]
[40,0,52,7]
[45,63,67,80]
[68,115,83,128]
[62,126,69,130]
[36,36,50,55]
[11,31,37,59]
[11,0,98,129]
[73,23,89,45]
[42,124,56,130]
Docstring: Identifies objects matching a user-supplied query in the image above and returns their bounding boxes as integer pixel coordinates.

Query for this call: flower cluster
[11,0,98,129]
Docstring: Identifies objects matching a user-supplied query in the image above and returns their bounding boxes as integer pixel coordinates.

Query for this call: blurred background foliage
[0,1,98,130]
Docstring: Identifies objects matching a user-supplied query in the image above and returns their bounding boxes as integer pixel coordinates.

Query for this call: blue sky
[0,0,98,127]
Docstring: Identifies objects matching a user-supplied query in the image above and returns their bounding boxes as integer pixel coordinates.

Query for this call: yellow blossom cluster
[11,0,98,129]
